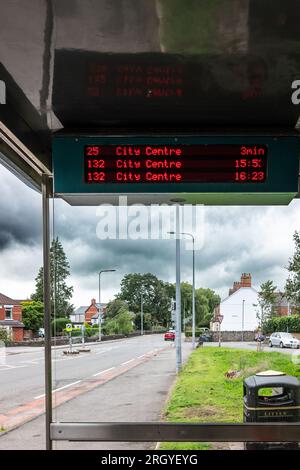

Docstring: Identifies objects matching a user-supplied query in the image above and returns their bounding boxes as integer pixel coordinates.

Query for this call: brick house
[70,299,107,327]
[0,293,24,341]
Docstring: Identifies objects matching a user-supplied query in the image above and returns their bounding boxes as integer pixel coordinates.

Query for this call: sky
[1,162,300,309]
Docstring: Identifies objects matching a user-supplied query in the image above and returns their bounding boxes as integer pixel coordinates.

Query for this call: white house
[212,273,259,332]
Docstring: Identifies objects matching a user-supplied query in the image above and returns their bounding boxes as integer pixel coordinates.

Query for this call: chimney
[91,298,96,305]
[241,273,251,288]
[228,275,251,296]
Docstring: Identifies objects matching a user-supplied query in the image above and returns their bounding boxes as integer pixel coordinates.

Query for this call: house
[273,292,296,316]
[212,274,259,332]
[70,298,107,328]
[0,293,25,341]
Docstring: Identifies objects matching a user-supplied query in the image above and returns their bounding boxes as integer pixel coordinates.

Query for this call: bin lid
[244,374,300,389]
[256,370,286,377]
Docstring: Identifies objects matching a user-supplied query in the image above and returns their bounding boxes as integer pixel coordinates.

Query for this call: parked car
[164,329,175,341]
[38,328,45,338]
[199,332,212,342]
[269,332,300,349]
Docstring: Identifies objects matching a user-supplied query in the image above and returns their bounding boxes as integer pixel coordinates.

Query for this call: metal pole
[175,205,182,373]
[191,236,196,350]
[98,272,102,342]
[141,292,144,335]
[42,174,52,451]
[242,300,245,342]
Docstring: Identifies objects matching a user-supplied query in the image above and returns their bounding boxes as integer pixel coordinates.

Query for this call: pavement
[0,334,192,450]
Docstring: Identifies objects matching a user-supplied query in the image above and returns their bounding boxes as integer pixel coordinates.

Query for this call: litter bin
[243,371,300,450]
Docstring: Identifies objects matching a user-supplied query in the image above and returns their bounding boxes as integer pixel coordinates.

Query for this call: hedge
[185,329,206,337]
[263,315,300,334]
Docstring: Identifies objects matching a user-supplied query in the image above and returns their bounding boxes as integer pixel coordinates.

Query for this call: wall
[211,330,255,342]
[12,327,24,342]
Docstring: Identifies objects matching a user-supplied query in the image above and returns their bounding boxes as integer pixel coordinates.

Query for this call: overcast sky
[1,162,300,309]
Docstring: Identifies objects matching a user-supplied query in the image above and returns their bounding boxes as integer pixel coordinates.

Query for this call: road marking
[34,380,82,399]
[92,366,116,377]
[0,364,28,371]
[121,359,135,365]
[19,361,39,365]
[96,348,113,355]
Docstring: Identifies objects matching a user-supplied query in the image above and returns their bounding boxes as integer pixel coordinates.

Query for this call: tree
[285,231,300,312]
[51,317,71,336]
[104,304,134,335]
[106,299,129,319]
[195,289,211,326]
[0,328,9,344]
[21,301,44,332]
[117,273,172,327]
[255,280,277,329]
[32,237,74,317]
[134,311,152,330]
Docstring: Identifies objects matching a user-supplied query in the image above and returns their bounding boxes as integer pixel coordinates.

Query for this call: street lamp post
[98,269,116,341]
[168,231,196,350]
[141,292,144,335]
[167,205,183,373]
[242,299,245,342]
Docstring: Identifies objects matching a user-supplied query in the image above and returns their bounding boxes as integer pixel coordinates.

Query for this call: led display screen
[52,134,300,206]
[84,144,267,184]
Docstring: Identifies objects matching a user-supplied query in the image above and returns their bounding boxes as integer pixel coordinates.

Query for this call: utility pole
[141,292,144,335]
[175,205,182,373]
[242,299,245,342]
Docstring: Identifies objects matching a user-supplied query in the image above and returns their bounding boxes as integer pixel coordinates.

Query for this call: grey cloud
[0,165,42,250]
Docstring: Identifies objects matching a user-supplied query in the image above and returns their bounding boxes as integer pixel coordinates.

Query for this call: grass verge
[159,346,300,450]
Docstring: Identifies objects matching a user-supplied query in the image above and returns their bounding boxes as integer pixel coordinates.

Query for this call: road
[0,334,192,449]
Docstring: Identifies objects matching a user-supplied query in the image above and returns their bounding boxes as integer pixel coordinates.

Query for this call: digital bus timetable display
[52,134,300,206]
[84,144,267,184]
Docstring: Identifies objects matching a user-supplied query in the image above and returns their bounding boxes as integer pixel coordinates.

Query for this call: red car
[164,329,175,341]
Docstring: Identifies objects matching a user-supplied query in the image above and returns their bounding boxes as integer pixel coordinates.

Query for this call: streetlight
[168,231,196,349]
[167,204,182,373]
[98,269,116,341]
[241,300,245,341]
[141,292,144,336]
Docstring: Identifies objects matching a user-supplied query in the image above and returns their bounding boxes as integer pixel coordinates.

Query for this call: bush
[52,317,70,335]
[263,315,300,334]
[185,329,205,337]
[0,328,9,344]
[150,325,166,333]
[86,328,99,337]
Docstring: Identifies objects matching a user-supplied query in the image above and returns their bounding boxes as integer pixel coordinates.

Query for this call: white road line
[0,365,28,370]
[121,358,135,365]
[92,366,116,377]
[96,348,113,355]
[19,361,39,365]
[34,380,82,399]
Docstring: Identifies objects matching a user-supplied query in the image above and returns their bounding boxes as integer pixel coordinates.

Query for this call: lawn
[159,347,300,450]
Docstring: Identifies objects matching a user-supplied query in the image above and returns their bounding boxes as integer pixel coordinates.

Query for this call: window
[5,307,12,319]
